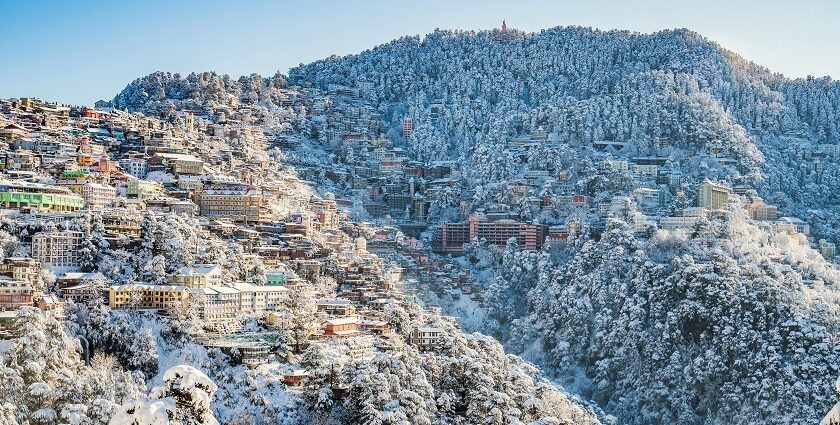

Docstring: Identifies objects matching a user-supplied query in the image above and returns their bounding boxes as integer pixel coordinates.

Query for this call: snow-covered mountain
[109,26,840,424]
[287,26,840,243]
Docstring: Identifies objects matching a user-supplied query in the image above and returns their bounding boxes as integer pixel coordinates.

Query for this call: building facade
[31,231,83,271]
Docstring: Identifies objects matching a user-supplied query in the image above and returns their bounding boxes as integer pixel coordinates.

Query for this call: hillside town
[4,13,840,424]
[0,93,459,376]
[0,82,620,425]
[1,77,836,342]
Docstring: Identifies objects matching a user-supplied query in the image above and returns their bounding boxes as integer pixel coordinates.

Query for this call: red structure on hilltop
[502,20,507,31]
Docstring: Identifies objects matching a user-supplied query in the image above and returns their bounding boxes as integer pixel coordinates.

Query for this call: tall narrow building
[698,180,730,210]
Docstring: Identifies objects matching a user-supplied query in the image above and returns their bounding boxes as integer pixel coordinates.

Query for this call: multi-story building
[434,215,548,254]
[0,180,85,211]
[5,149,40,171]
[60,282,103,304]
[265,269,287,286]
[323,315,360,337]
[402,118,413,137]
[818,239,837,258]
[188,285,240,321]
[409,326,443,351]
[127,180,163,199]
[632,188,663,213]
[315,299,356,316]
[31,231,84,271]
[0,257,41,283]
[233,282,288,314]
[600,158,629,172]
[150,153,204,175]
[748,198,778,221]
[102,211,143,237]
[698,180,730,210]
[775,217,810,236]
[0,276,34,310]
[108,284,189,310]
[168,264,223,288]
[119,157,149,178]
[659,216,701,230]
[187,282,289,321]
[79,182,117,209]
[193,182,267,223]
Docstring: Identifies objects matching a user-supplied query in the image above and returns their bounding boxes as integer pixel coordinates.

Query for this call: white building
[189,282,289,321]
[632,188,662,212]
[81,182,117,209]
[658,216,700,230]
[119,158,148,178]
[31,231,83,272]
[169,264,223,288]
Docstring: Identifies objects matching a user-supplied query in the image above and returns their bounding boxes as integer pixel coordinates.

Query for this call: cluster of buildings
[0,92,450,376]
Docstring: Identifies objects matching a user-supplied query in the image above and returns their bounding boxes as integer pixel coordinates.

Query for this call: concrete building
[698,180,730,210]
[435,215,548,254]
[119,157,149,178]
[409,326,443,351]
[818,239,837,258]
[0,276,34,310]
[127,180,163,199]
[775,217,810,236]
[0,180,85,211]
[748,198,778,221]
[0,257,41,284]
[31,231,84,271]
[80,182,117,209]
[323,315,360,337]
[151,152,204,175]
[193,182,267,223]
[108,284,189,311]
[659,216,701,230]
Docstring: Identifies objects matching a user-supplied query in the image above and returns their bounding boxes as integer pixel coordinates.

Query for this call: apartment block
[698,180,730,210]
[31,231,84,271]
[108,284,190,310]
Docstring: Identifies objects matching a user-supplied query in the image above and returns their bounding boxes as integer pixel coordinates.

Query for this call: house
[315,299,356,316]
[282,369,310,387]
[168,264,223,288]
[322,316,360,337]
[409,326,443,351]
[37,294,64,318]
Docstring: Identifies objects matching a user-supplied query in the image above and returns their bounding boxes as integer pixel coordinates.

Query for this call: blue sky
[2,0,838,105]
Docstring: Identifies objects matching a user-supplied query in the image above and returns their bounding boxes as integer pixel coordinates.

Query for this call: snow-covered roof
[325,316,360,326]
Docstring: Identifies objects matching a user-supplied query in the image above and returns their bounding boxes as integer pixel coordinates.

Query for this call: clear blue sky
[2,0,838,105]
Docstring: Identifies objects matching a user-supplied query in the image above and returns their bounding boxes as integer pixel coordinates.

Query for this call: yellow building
[748,198,778,221]
[108,284,189,310]
[193,182,268,223]
[698,180,730,210]
[152,153,204,175]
